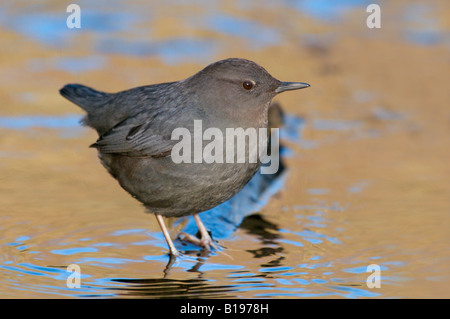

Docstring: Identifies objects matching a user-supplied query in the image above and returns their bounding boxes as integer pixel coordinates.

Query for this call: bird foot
[179,232,220,251]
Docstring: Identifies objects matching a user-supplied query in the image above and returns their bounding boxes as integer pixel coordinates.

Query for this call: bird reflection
[240,214,286,266]
[110,275,235,298]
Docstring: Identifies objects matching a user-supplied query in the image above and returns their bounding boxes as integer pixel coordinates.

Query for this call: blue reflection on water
[259,266,294,273]
[95,37,217,64]
[403,4,449,46]
[342,265,386,274]
[6,12,68,46]
[0,4,140,47]
[51,56,107,73]
[329,285,381,298]
[0,114,82,130]
[51,247,98,255]
[286,0,370,21]
[77,257,143,267]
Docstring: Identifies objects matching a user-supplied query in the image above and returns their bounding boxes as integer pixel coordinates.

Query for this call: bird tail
[59,84,110,114]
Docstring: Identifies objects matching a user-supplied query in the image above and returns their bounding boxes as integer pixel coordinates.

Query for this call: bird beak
[275,82,310,93]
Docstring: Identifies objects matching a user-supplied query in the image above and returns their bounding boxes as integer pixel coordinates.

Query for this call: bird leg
[155,213,181,257]
[179,214,219,251]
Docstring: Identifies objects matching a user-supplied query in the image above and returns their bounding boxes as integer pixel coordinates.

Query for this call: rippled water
[0,110,421,298]
[1,0,449,298]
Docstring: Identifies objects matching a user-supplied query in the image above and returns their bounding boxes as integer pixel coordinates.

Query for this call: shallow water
[0,0,449,298]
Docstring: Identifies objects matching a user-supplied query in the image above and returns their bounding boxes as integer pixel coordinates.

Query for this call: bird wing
[90,112,177,157]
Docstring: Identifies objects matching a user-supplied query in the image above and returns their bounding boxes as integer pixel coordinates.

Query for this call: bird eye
[243,81,254,90]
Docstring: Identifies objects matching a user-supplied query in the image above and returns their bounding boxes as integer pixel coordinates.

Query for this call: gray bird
[60,58,309,256]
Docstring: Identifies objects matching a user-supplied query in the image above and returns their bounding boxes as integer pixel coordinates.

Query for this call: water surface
[0,0,449,298]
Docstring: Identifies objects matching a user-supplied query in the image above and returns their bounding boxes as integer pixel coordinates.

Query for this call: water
[0,0,449,298]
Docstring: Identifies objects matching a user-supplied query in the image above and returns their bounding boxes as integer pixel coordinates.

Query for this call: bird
[60,58,309,257]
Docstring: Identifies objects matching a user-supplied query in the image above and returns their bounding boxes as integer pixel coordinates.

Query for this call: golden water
[0,0,449,298]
